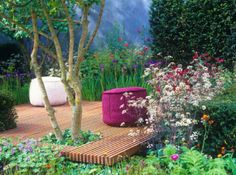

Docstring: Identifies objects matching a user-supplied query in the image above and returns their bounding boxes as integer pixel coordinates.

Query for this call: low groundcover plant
[41,129,101,146]
[1,137,235,175]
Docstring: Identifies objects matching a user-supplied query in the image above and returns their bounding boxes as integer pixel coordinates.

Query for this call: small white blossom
[120,122,125,127]
[119,104,124,109]
[202,105,206,110]
[121,110,127,115]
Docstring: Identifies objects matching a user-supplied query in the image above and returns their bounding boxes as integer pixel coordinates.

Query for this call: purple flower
[112,59,118,63]
[144,60,162,68]
[18,143,24,151]
[26,146,33,153]
[99,64,105,71]
[132,64,138,69]
[25,139,36,146]
[171,154,179,161]
[19,73,26,79]
[145,37,153,42]
[5,73,11,78]
[11,148,16,155]
[0,147,2,153]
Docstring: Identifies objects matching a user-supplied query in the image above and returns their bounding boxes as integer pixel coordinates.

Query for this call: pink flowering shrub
[129,53,227,145]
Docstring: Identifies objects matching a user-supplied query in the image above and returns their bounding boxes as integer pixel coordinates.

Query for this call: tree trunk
[31,11,63,141]
[70,77,83,140]
[35,76,63,141]
[71,95,82,140]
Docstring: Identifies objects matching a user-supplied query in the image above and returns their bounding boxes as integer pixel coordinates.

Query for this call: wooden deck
[0,101,151,165]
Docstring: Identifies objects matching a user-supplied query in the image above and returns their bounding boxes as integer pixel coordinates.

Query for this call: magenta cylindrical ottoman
[102,87,147,126]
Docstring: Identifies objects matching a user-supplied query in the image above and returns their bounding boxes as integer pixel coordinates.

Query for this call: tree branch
[85,0,105,50]
[38,31,53,41]
[0,12,31,36]
[40,0,67,78]
[40,0,76,107]
[51,18,81,25]
[75,6,90,74]
[61,0,75,82]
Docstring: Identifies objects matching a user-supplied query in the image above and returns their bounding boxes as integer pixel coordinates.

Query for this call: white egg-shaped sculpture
[29,77,67,106]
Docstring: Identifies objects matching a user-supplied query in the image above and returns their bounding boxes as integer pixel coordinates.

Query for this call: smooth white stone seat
[29,77,67,106]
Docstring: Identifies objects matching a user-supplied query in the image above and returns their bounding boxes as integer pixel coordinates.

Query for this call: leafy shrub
[0,91,17,131]
[1,138,78,175]
[0,44,30,75]
[150,0,236,67]
[195,84,236,157]
[112,145,236,175]
[42,129,101,146]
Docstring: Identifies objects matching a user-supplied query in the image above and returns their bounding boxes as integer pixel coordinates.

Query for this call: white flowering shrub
[131,53,226,145]
[47,62,69,77]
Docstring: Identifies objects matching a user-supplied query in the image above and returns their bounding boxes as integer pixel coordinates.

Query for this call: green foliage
[150,0,236,67]
[0,75,30,105]
[0,55,29,76]
[195,84,236,157]
[115,146,235,175]
[80,45,152,100]
[180,149,206,174]
[0,91,18,131]
[0,43,30,105]
[163,144,177,157]
[42,129,101,146]
[1,138,78,175]
[0,1,67,40]
[2,140,235,175]
[77,0,101,8]
[0,0,102,40]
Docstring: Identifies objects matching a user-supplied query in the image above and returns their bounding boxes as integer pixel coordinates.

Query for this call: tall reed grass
[82,72,149,101]
[80,46,153,101]
[0,75,30,104]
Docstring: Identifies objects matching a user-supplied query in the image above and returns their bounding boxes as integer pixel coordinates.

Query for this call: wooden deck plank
[0,101,151,165]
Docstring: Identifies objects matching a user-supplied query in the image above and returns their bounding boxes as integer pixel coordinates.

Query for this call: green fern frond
[163,145,177,157]
[205,168,228,175]
[181,150,206,170]
[208,158,226,169]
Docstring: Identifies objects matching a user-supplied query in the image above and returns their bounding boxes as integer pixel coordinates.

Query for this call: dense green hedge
[150,0,236,67]
[0,91,18,131]
[196,84,236,157]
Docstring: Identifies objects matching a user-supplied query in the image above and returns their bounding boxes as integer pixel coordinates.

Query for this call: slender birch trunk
[31,11,63,141]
